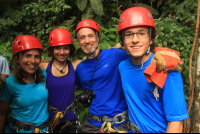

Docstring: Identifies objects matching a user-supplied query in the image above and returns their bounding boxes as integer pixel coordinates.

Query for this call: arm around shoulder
[39,62,48,71]
[71,60,83,71]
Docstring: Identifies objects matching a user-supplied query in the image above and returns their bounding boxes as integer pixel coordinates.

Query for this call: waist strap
[88,110,128,124]
[128,121,142,133]
[48,102,75,115]
[8,117,49,132]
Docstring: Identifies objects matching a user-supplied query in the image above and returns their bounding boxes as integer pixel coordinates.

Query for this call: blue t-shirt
[119,54,188,133]
[0,69,49,133]
[76,48,129,127]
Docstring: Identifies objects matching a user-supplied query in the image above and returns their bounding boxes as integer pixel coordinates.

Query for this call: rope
[100,122,128,133]
[49,112,64,129]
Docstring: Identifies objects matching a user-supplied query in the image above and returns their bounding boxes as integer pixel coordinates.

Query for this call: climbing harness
[89,110,128,125]
[100,121,128,133]
[48,102,75,132]
[88,111,129,133]
[7,117,49,133]
[127,121,142,133]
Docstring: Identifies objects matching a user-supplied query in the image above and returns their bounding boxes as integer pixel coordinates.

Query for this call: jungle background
[0,0,199,133]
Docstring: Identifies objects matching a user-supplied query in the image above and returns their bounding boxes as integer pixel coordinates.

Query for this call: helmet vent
[18,42,21,45]
[51,37,52,40]
[120,17,124,23]
[148,14,153,19]
[68,35,71,39]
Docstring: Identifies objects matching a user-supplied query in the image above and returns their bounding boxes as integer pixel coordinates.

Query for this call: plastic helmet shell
[49,28,73,47]
[118,7,155,32]
[75,20,100,35]
[12,35,43,55]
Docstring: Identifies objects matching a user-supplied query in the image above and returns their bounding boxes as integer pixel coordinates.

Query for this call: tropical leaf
[89,0,104,16]
[61,16,77,27]
[77,0,88,11]
[82,6,94,20]
[132,3,159,16]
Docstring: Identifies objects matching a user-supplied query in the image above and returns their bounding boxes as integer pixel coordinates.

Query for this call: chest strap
[128,121,142,133]
[88,110,128,124]
[8,117,49,133]
[48,101,75,115]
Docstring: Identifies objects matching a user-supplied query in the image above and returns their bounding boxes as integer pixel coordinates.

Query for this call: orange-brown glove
[144,47,183,89]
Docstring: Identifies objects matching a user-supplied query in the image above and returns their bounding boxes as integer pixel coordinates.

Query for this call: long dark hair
[12,51,44,84]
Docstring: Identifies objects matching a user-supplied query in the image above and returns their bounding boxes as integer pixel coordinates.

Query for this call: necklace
[53,60,67,73]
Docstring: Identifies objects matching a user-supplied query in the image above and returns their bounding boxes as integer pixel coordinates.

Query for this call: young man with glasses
[118,7,188,133]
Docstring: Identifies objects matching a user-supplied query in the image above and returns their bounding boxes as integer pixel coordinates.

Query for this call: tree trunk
[191,41,200,133]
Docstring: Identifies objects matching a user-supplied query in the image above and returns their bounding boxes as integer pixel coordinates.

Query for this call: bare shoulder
[71,60,83,71]
[39,62,49,71]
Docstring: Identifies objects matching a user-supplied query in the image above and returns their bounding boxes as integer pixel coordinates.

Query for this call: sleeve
[162,71,188,121]
[75,70,82,90]
[112,48,130,62]
[0,81,12,102]
[1,57,10,75]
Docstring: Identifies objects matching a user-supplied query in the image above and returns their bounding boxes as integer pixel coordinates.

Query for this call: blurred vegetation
[0,0,198,131]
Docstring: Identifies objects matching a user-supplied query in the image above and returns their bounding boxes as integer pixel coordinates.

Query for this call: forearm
[166,121,183,133]
[0,114,7,133]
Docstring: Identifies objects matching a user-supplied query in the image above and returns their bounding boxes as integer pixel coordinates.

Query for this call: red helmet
[49,28,73,47]
[75,20,100,35]
[12,35,43,55]
[118,7,155,32]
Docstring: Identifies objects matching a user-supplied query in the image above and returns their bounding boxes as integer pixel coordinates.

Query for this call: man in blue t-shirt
[118,7,188,133]
[75,20,130,133]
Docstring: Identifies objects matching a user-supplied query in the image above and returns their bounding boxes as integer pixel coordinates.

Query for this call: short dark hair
[12,51,44,84]
[47,44,76,60]
[118,27,157,52]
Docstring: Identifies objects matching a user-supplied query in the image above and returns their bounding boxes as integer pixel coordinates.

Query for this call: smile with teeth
[131,46,142,49]
[28,65,36,68]
[85,44,92,48]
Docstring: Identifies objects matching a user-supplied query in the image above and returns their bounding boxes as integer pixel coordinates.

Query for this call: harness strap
[128,121,142,133]
[48,102,75,131]
[8,117,49,133]
[48,102,75,115]
[88,110,128,124]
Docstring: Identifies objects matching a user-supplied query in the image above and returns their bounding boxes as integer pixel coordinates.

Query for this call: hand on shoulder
[39,62,49,71]
[71,60,83,71]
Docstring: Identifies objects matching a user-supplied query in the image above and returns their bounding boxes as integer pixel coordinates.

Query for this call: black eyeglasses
[124,31,149,39]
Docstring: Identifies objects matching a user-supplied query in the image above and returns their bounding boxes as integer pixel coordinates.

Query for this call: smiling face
[53,45,70,62]
[18,49,41,75]
[124,26,152,61]
[77,28,99,55]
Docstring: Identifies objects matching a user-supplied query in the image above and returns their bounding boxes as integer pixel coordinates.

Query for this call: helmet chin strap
[137,27,152,71]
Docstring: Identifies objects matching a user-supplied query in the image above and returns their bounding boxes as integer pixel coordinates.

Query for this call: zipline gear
[49,28,73,46]
[12,35,43,55]
[75,19,100,35]
[118,7,155,33]
[88,110,128,124]
[128,121,142,133]
[8,117,49,133]
[100,121,128,133]
[48,102,75,131]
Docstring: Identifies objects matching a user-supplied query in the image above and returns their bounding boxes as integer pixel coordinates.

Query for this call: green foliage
[0,0,198,129]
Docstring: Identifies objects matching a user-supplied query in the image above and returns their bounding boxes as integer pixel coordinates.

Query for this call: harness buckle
[24,125,33,131]
[117,116,122,122]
